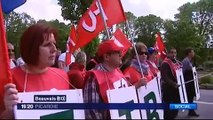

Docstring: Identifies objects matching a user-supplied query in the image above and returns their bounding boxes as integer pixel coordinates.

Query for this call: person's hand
[4,83,19,111]
[135,78,148,88]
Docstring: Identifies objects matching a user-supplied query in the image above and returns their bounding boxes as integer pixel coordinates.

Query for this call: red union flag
[154,32,167,60]
[0,2,12,112]
[112,28,132,56]
[65,26,77,66]
[76,0,126,49]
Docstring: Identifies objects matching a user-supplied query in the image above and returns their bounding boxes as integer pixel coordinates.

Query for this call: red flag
[65,26,77,66]
[154,32,167,60]
[76,0,126,49]
[112,28,132,56]
[0,2,12,111]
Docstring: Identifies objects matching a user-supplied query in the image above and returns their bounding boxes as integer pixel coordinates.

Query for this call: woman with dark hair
[0,23,71,119]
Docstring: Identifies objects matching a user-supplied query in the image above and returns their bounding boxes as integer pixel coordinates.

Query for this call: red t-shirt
[0,67,70,115]
[11,67,70,92]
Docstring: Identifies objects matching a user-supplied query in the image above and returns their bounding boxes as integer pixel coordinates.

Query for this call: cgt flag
[65,26,77,66]
[112,28,132,56]
[1,0,27,14]
[0,1,12,112]
[154,32,167,60]
[76,0,126,50]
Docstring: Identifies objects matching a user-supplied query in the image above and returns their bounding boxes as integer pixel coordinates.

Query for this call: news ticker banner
[17,103,197,110]
[14,89,85,119]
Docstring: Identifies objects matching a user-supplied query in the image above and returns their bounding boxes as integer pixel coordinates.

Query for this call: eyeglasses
[139,51,148,55]
[107,51,121,56]
[170,51,177,54]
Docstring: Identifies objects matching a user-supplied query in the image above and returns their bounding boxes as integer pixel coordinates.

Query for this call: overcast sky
[14,0,200,24]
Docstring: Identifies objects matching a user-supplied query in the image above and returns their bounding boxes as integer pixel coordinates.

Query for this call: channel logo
[170,103,197,110]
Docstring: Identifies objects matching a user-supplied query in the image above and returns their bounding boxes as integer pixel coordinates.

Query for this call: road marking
[195,101,213,105]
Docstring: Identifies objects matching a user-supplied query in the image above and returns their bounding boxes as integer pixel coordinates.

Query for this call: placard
[107,86,141,119]
[192,67,200,100]
[14,89,84,119]
[176,68,188,103]
[137,78,163,119]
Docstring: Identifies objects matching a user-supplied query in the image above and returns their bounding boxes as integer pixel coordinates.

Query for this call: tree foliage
[135,14,164,47]
[164,20,204,60]
[57,0,93,25]
[5,12,36,57]
[175,0,213,48]
[116,12,137,39]
[83,37,100,60]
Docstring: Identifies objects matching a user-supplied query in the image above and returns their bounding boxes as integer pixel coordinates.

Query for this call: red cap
[97,40,123,57]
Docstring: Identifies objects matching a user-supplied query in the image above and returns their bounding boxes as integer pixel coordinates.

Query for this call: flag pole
[96,0,110,40]
[126,20,147,88]
[126,21,146,119]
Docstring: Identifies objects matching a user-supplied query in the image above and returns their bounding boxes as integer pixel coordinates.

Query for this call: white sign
[156,72,162,99]
[176,68,188,103]
[14,89,84,119]
[113,78,128,89]
[137,78,163,119]
[107,86,141,119]
[192,67,200,100]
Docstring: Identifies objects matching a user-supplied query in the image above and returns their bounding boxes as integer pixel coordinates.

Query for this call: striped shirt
[83,64,110,119]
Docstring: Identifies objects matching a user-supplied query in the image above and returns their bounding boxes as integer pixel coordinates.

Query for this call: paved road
[176,89,213,119]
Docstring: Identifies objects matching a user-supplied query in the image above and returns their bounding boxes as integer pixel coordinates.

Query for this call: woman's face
[139,48,148,62]
[149,51,158,61]
[38,33,57,67]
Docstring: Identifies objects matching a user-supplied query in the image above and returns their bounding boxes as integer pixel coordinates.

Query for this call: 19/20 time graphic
[19,103,59,109]
[20,103,34,109]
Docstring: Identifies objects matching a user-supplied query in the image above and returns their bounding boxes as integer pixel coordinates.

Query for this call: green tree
[83,38,100,60]
[5,12,36,57]
[164,20,204,60]
[116,12,137,39]
[57,0,93,25]
[135,14,164,47]
[175,0,213,48]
